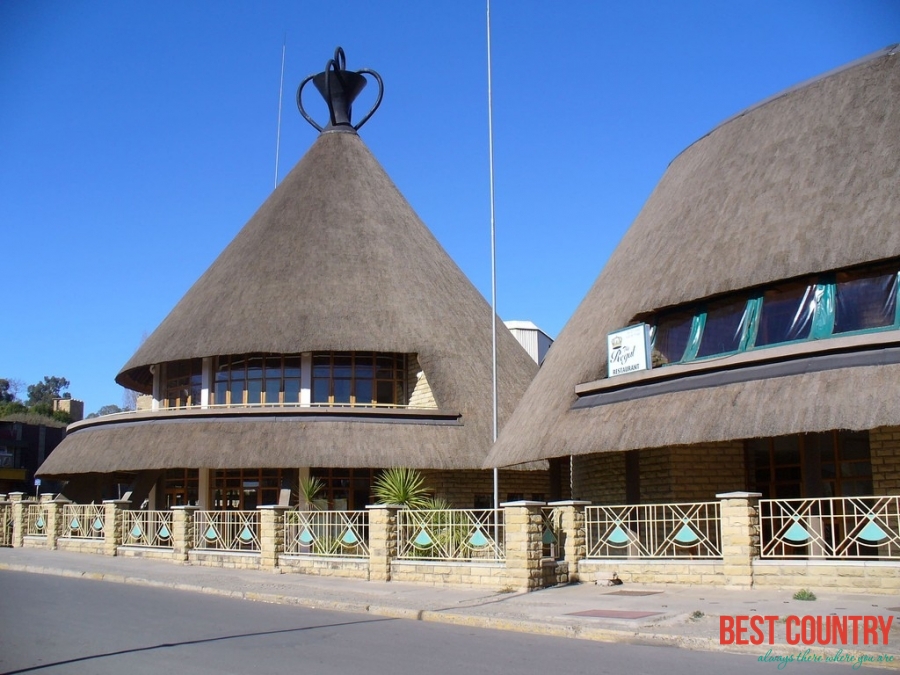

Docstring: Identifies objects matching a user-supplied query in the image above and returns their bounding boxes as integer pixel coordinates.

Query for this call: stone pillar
[548,500,591,582]
[366,504,401,582]
[717,491,762,589]
[501,501,546,592]
[9,492,28,548]
[46,496,71,550]
[171,506,199,562]
[257,505,289,570]
[102,500,130,556]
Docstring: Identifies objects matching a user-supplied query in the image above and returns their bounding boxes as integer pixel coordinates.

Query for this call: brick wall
[572,441,745,505]
[421,469,551,508]
[869,426,900,495]
[407,355,437,409]
[572,453,626,504]
[667,442,746,501]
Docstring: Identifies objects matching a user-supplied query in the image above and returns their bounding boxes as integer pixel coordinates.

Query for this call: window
[643,258,900,368]
[211,468,293,510]
[212,354,302,407]
[651,311,693,364]
[311,352,407,407]
[755,282,816,347]
[164,359,202,409]
[833,268,898,334]
[310,467,379,510]
[695,297,750,358]
[164,468,199,507]
[747,431,872,499]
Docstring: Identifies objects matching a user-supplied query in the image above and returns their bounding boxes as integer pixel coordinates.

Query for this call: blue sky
[1,1,898,414]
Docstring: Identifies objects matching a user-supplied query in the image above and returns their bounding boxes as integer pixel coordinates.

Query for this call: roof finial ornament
[297,47,384,134]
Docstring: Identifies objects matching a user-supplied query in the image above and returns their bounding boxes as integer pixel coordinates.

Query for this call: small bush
[793,588,817,601]
[690,610,704,620]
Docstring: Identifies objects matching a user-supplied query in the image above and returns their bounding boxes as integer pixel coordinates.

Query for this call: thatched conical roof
[486,46,900,468]
[40,128,537,477]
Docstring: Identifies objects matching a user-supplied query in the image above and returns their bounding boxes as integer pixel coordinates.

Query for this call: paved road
[0,571,885,675]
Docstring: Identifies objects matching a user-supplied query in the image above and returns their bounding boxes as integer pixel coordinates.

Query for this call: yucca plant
[299,475,325,510]
[372,467,429,508]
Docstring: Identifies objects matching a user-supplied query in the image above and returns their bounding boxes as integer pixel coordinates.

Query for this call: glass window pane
[376,356,395,379]
[756,283,816,347]
[230,380,245,405]
[354,354,373,379]
[839,430,870,461]
[312,379,330,404]
[333,379,351,403]
[696,299,748,358]
[333,354,352,378]
[284,378,300,404]
[834,270,897,334]
[214,381,226,405]
[247,356,263,380]
[265,379,281,405]
[376,381,396,404]
[355,380,373,404]
[265,357,282,378]
[772,436,800,466]
[313,354,331,377]
[284,357,301,378]
[247,379,262,404]
[652,312,692,364]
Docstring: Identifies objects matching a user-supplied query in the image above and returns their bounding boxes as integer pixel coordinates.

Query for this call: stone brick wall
[668,442,746,501]
[421,469,550,508]
[572,441,746,505]
[870,426,900,495]
[752,561,900,595]
[407,355,437,409]
[390,561,511,589]
[572,453,626,504]
[188,551,262,570]
[578,559,726,586]
[279,557,370,579]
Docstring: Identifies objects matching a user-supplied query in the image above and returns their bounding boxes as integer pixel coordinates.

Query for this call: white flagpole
[274,36,286,189]
[487,0,500,520]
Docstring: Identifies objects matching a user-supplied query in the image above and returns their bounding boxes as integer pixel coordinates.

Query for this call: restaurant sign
[607,324,651,377]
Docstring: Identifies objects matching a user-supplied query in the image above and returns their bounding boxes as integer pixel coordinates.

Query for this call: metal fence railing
[397,509,505,562]
[0,504,11,547]
[120,510,174,549]
[283,510,369,557]
[541,506,563,560]
[585,502,722,559]
[193,510,260,552]
[760,496,900,559]
[24,504,49,537]
[60,504,105,539]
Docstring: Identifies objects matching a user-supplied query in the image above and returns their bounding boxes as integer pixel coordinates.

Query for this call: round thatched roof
[486,46,900,468]
[42,129,537,477]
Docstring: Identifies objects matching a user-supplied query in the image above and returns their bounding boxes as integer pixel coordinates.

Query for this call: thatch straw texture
[486,48,900,468]
[43,131,537,476]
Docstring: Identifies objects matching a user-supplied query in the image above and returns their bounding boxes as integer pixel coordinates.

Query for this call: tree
[87,404,126,419]
[0,378,23,403]
[26,376,71,407]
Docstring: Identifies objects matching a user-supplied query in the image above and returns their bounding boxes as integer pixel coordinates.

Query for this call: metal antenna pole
[487,0,500,519]
[274,36,286,189]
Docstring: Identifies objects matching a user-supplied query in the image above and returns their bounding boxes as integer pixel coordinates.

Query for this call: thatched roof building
[486,45,900,470]
[40,50,537,484]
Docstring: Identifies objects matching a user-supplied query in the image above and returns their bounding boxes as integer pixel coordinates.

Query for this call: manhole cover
[604,590,663,597]
[566,609,663,619]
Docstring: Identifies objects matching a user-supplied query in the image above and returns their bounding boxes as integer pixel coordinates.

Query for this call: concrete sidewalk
[1,548,898,667]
